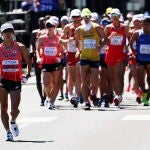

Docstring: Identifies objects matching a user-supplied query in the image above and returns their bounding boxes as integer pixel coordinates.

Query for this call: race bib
[110,35,123,45]
[84,39,96,49]
[2,60,19,72]
[140,44,150,54]
[44,47,57,56]
[68,40,76,52]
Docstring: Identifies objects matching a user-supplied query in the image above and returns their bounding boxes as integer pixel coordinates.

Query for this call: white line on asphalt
[121,115,150,121]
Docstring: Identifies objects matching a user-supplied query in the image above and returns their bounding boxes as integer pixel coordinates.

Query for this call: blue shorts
[80,60,100,68]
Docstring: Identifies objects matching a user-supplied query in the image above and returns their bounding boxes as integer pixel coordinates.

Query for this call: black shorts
[42,63,61,72]
[137,60,150,66]
[0,79,21,92]
[99,58,107,68]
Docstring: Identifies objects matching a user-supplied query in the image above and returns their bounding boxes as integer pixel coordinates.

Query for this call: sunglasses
[102,21,110,25]
[72,16,80,19]
[46,23,55,28]
[111,13,120,17]
[82,16,91,19]
[61,20,69,24]
[2,28,14,33]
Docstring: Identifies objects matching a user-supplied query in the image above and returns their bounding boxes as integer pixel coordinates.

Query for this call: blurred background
[0,0,149,48]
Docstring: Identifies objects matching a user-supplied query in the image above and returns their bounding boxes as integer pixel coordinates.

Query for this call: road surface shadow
[14,140,54,143]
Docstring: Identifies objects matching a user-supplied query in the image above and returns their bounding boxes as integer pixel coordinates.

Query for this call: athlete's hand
[36,58,42,64]
[75,51,80,59]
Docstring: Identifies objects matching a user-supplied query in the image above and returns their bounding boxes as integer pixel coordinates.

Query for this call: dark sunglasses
[2,28,14,33]
[102,21,110,25]
[82,16,91,19]
[72,16,80,19]
[46,23,55,28]
[61,20,69,24]
[111,13,120,17]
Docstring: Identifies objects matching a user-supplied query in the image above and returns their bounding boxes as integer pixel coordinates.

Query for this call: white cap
[70,9,81,18]
[50,16,59,24]
[60,16,69,22]
[0,23,14,32]
[45,19,56,26]
[91,12,99,21]
[132,14,142,22]
[111,8,121,15]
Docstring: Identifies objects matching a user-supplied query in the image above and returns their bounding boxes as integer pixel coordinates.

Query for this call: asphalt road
[0,71,150,150]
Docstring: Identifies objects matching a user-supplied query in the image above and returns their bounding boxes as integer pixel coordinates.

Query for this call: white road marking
[18,116,58,129]
[121,115,150,121]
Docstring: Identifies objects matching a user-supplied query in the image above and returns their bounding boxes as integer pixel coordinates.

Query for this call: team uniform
[40,35,61,72]
[0,42,22,91]
[105,24,126,66]
[79,23,100,68]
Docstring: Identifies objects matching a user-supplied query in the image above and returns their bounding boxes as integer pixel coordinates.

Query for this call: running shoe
[6,132,14,141]
[58,95,64,101]
[136,96,142,104]
[48,103,56,110]
[114,95,122,107]
[90,94,99,106]
[44,98,49,107]
[142,92,149,106]
[65,93,68,100]
[97,97,103,107]
[10,122,19,137]
[70,97,78,108]
[103,94,109,108]
[84,102,91,110]
[79,95,84,104]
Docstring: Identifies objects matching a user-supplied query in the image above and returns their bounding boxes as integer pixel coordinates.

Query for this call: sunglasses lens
[111,13,119,17]
[102,21,110,25]
[46,23,55,28]
[83,16,91,19]
[72,16,80,19]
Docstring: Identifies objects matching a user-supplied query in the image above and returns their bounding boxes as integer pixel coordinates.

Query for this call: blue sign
[38,0,58,11]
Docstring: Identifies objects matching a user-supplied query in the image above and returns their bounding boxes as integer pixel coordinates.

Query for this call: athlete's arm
[19,43,32,77]
[36,36,43,63]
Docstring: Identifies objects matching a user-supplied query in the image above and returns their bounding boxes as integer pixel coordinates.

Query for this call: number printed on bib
[68,40,76,52]
[110,36,123,45]
[2,60,19,72]
[140,44,150,54]
[44,47,57,56]
[84,39,96,49]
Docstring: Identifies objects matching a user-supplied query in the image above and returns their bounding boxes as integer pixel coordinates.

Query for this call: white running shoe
[44,97,51,107]
[11,122,19,137]
[6,132,14,141]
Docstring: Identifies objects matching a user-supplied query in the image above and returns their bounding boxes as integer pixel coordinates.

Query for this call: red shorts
[66,52,79,66]
[105,52,125,66]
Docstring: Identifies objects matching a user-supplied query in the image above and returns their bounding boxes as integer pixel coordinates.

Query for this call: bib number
[110,36,123,45]
[84,39,96,49]
[44,47,57,56]
[140,44,150,54]
[2,60,19,72]
[68,40,76,52]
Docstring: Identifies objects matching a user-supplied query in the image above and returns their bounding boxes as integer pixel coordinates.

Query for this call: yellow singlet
[79,23,100,61]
